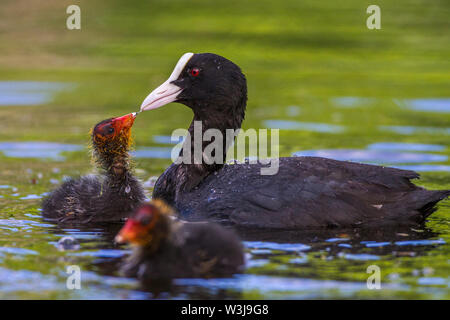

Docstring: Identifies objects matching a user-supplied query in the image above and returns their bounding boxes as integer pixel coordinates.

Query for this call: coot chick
[115,200,245,281]
[139,53,450,229]
[42,113,146,223]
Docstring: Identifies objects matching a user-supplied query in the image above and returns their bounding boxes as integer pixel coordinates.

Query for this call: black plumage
[42,113,146,224]
[141,53,449,229]
[157,157,449,229]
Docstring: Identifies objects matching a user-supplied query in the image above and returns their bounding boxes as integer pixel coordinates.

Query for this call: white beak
[140,52,194,112]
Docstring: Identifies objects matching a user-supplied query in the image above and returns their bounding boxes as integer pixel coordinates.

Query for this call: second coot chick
[42,113,146,223]
[115,200,245,281]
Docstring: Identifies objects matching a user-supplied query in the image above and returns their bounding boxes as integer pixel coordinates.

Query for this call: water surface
[0,0,449,300]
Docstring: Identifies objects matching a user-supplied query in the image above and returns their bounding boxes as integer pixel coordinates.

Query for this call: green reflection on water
[0,0,449,299]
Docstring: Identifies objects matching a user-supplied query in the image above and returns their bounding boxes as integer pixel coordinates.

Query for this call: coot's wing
[182,157,448,228]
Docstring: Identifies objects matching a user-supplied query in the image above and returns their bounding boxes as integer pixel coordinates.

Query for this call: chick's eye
[107,127,114,134]
[190,68,200,77]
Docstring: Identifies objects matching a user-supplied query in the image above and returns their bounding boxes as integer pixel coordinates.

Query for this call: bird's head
[140,53,247,118]
[91,112,137,170]
[115,199,174,248]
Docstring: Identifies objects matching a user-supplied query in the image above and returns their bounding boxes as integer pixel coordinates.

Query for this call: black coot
[139,53,449,229]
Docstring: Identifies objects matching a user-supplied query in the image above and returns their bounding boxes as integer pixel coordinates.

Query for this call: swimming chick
[42,112,146,224]
[115,200,245,281]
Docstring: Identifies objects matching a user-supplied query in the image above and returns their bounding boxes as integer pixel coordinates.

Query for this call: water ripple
[395,98,450,113]
[0,142,82,160]
[245,241,311,252]
[293,149,446,164]
[0,81,74,106]
[395,239,445,246]
[264,120,345,133]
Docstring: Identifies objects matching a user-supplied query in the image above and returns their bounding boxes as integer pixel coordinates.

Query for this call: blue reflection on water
[0,219,54,232]
[0,81,74,106]
[339,253,380,261]
[153,135,184,144]
[286,105,302,116]
[326,238,350,243]
[247,259,270,268]
[0,247,38,256]
[70,249,128,258]
[132,147,177,159]
[174,274,406,298]
[395,239,445,246]
[368,142,445,152]
[395,98,450,113]
[331,97,375,108]
[0,142,82,160]
[380,125,450,135]
[365,242,391,248]
[293,149,446,164]
[264,120,345,133]
[293,141,449,172]
[20,194,42,200]
[417,277,448,286]
[244,241,311,252]
[0,267,60,292]
[393,164,450,172]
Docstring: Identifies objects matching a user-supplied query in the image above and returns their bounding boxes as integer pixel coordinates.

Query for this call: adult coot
[139,53,449,229]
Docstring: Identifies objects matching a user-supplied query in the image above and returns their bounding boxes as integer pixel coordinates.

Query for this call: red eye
[190,68,200,77]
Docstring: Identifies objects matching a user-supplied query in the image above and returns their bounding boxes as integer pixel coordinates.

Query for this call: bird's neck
[107,155,132,183]
[94,151,132,184]
[174,100,246,193]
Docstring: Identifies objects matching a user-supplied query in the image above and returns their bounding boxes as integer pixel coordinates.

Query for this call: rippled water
[9,0,450,301]
[264,120,345,133]
[380,125,450,136]
[0,80,449,298]
[395,99,450,114]
[0,0,449,300]
[293,142,450,172]
[0,167,449,299]
[331,97,450,114]
[0,81,74,107]
[0,142,83,161]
